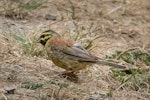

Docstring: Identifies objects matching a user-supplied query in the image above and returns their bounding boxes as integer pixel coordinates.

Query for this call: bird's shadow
[59,72,79,83]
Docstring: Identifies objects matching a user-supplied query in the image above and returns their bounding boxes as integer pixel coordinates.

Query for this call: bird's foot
[59,71,79,83]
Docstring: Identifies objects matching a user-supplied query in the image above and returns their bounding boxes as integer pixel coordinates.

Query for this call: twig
[51,88,55,100]
[116,47,140,60]
[88,22,94,36]
[72,20,80,41]
[68,0,75,19]
[2,93,7,100]
[103,6,122,16]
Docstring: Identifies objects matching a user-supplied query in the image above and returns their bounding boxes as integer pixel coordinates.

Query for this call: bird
[37,30,126,74]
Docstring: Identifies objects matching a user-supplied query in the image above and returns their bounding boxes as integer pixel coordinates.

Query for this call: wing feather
[61,44,98,62]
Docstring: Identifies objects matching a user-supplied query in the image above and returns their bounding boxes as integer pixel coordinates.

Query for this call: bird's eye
[40,35,45,38]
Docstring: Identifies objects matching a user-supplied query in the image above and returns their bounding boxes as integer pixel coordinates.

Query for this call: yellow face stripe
[38,30,61,45]
[41,36,51,41]
[42,32,52,35]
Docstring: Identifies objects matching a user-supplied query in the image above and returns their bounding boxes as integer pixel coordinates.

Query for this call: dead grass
[0,0,150,100]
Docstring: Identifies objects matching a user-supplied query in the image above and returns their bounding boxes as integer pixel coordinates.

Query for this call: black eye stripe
[40,35,44,38]
[40,34,51,38]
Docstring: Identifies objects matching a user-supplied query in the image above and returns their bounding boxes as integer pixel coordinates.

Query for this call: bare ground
[0,0,150,100]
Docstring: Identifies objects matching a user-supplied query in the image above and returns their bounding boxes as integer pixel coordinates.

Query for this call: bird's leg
[61,70,74,76]
[57,70,79,82]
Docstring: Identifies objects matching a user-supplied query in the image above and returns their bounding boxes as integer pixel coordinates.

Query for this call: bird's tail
[96,60,126,69]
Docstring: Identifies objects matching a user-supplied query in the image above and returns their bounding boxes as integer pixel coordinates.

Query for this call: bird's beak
[36,38,41,43]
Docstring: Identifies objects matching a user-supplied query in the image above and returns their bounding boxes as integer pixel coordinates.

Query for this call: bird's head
[37,30,60,46]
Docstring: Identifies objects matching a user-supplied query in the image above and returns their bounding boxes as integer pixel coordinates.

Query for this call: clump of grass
[0,0,45,19]
[62,21,103,51]
[107,48,150,92]
[111,68,149,91]
[22,82,44,90]
[47,79,69,89]
[13,31,45,56]
[105,49,150,66]
[20,0,43,10]
[21,79,70,99]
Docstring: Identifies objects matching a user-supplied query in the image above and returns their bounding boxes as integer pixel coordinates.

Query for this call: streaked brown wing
[61,44,98,62]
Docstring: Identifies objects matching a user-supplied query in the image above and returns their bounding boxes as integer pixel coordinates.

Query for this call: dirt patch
[0,0,150,100]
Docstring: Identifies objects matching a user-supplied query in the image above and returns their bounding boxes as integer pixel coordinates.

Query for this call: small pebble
[45,14,57,21]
